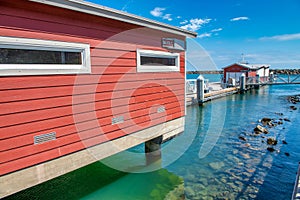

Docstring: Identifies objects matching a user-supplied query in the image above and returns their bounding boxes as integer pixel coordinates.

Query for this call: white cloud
[150,7,165,17]
[230,16,249,21]
[198,33,212,38]
[260,33,300,41]
[180,20,188,25]
[150,7,172,21]
[180,18,211,32]
[211,28,223,32]
[163,14,172,21]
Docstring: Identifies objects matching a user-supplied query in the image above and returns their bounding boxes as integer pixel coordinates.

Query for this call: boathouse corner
[0,0,197,197]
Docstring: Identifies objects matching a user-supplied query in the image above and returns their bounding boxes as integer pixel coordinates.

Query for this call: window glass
[0,36,91,76]
[137,49,180,72]
[0,48,82,65]
[140,56,176,66]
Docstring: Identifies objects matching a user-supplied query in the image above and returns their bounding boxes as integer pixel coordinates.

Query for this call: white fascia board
[28,0,197,38]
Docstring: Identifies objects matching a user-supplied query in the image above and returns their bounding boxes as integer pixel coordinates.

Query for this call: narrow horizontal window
[141,56,176,66]
[137,49,180,72]
[0,36,91,76]
[0,48,82,65]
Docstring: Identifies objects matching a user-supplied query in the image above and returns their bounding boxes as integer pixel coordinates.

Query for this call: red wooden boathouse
[0,0,196,197]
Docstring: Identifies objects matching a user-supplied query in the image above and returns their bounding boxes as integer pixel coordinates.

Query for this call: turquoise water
[187,73,222,82]
[5,84,300,200]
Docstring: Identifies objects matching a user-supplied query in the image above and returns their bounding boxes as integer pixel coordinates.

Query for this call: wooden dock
[203,87,238,102]
[186,81,238,105]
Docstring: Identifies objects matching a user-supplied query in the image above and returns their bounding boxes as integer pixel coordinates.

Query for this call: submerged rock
[261,117,272,124]
[282,140,288,144]
[290,105,297,110]
[244,143,251,147]
[275,112,284,116]
[267,122,277,128]
[267,138,278,145]
[267,147,275,152]
[254,125,269,134]
[209,162,225,170]
[288,95,300,104]
[238,136,247,141]
[240,152,250,159]
[185,186,195,198]
[285,152,290,156]
[277,121,283,125]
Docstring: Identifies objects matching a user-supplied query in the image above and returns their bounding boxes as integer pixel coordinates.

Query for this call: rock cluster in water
[288,95,300,104]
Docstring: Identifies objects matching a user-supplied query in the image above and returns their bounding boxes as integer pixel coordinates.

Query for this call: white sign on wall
[162,38,186,51]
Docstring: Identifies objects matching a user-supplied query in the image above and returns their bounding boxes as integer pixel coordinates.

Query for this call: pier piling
[197,75,205,104]
[255,74,260,89]
[240,73,246,92]
[145,136,163,165]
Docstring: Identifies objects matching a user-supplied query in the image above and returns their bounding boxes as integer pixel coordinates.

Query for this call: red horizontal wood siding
[223,64,248,83]
[0,0,186,175]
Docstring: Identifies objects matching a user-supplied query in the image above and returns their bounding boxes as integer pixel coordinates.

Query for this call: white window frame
[0,36,91,76]
[137,49,180,72]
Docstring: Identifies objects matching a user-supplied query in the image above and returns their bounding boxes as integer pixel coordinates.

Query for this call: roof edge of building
[28,0,197,38]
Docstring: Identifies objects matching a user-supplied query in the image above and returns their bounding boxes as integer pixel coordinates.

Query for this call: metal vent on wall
[112,116,124,125]
[34,132,56,144]
[157,106,166,113]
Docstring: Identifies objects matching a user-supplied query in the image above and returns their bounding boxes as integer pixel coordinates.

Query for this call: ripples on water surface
[5,85,300,200]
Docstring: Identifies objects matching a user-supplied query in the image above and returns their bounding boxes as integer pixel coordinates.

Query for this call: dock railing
[186,79,197,95]
[273,74,300,84]
[186,79,200,105]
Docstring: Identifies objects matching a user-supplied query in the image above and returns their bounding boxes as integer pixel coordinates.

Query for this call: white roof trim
[28,0,197,38]
[223,63,270,70]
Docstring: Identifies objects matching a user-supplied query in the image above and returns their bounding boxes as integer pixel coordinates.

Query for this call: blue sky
[87,0,300,69]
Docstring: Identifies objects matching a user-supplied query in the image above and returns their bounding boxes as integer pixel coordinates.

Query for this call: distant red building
[223,63,270,84]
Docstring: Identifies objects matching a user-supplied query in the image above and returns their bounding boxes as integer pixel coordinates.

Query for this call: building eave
[28,0,197,38]
[222,63,270,70]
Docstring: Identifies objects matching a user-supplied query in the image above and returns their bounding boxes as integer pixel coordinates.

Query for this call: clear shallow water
[166,84,300,199]
[5,84,300,200]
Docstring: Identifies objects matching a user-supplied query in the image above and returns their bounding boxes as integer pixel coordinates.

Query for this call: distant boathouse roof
[223,63,270,70]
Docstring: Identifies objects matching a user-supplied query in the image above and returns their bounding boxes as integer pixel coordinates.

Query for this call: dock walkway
[186,82,238,105]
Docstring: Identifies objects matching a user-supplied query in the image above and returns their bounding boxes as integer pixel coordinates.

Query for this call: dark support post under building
[145,136,163,165]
